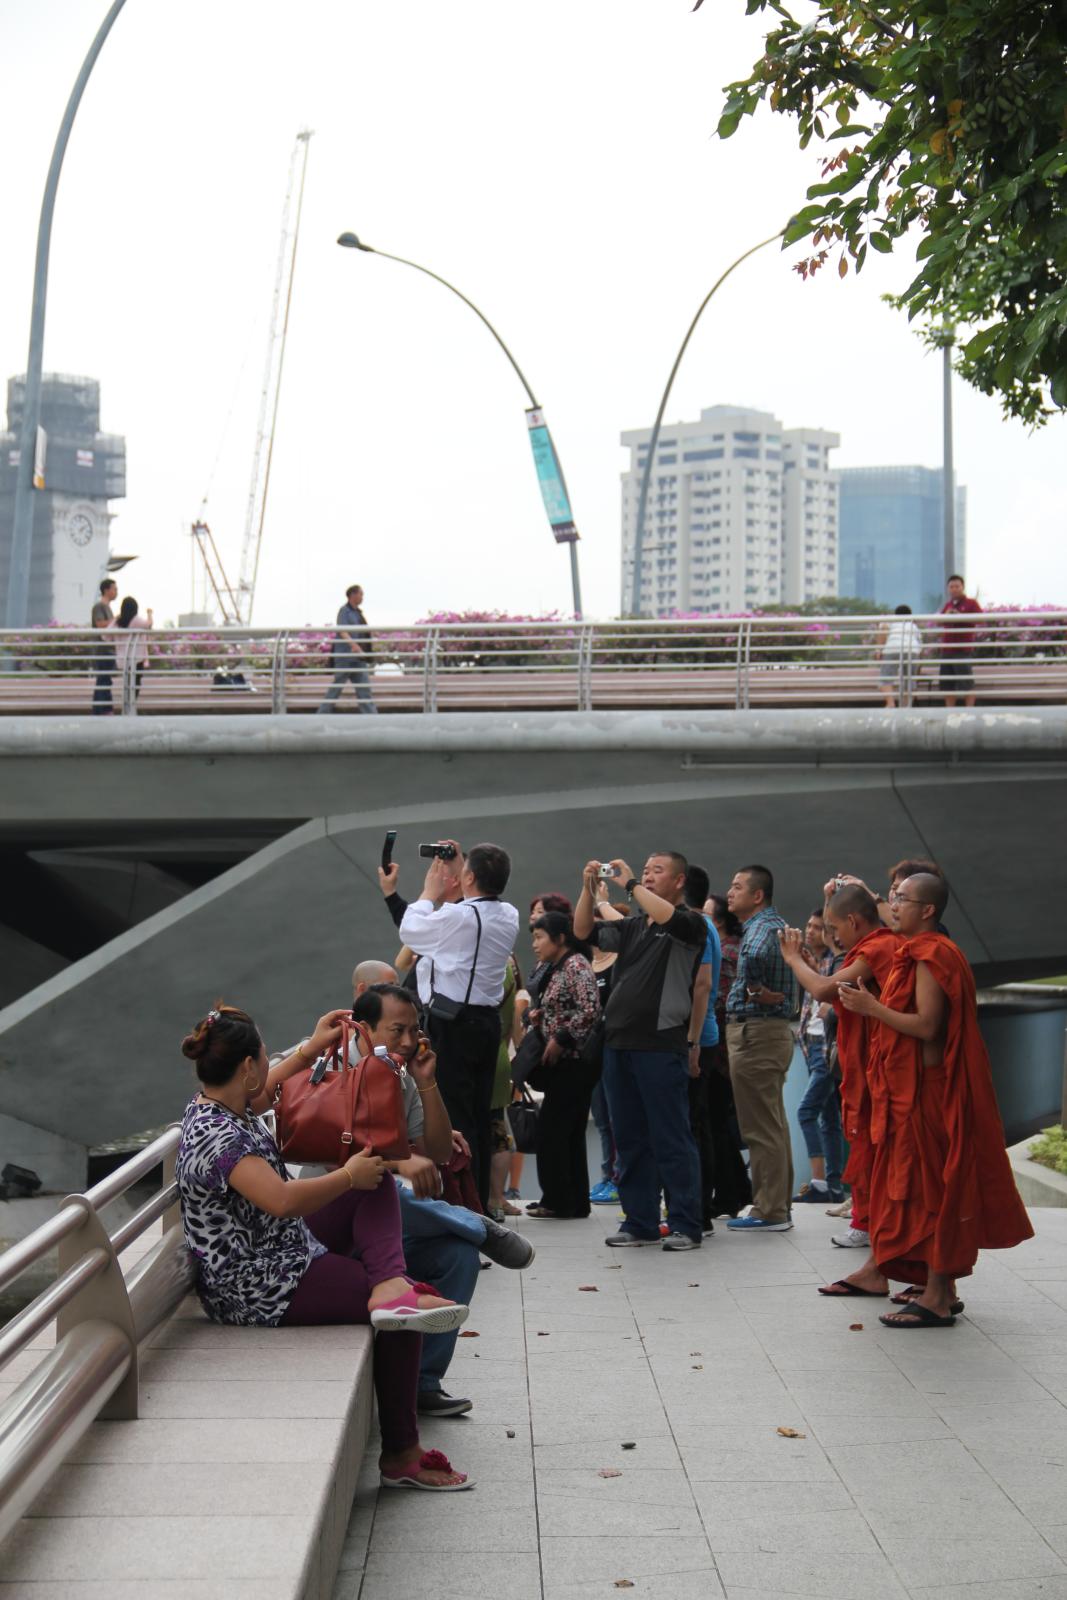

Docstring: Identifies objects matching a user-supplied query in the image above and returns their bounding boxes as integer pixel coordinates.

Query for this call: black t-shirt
[592,907,706,1052]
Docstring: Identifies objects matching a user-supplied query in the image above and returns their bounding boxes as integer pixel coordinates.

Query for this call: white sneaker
[831,1228,870,1249]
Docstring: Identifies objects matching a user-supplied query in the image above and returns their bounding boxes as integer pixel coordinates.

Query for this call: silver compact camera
[598,863,620,879]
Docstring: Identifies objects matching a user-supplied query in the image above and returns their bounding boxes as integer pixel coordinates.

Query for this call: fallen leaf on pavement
[578,1285,599,1292]
[687,1282,699,1287]
[537,1331,550,1337]
[691,1363,704,1370]
[621,1441,636,1450]
[614,1582,634,1589]
[598,1468,623,1478]
[607,1263,622,1269]
[458,1330,479,1338]
[776,1427,805,1438]
[849,1323,864,1332]
[506,1429,516,1439]
[689,1350,702,1356]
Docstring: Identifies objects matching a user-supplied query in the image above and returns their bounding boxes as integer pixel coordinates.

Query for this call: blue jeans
[317,653,378,713]
[397,1182,484,1395]
[602,1046,702,1242]
[589,1078,616,1183]
[797,1037,845,1193]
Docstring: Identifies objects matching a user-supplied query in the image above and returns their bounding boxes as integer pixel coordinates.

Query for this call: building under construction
[0,374,126,625]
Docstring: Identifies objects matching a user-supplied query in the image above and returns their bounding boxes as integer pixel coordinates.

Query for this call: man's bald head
[828,884,881,926]
[353,959,398,998]
[901,873,949,920]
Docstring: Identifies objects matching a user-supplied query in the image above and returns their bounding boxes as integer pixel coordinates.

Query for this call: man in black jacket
[574,852,705,1252]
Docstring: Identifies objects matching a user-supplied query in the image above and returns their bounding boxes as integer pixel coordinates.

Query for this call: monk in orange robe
[839,873,1033,1327]
[780,883,900,1298]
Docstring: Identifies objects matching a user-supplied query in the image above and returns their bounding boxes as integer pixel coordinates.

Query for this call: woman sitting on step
[175,1002,473,1492]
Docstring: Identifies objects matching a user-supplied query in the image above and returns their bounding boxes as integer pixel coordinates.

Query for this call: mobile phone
[381,829,397,871]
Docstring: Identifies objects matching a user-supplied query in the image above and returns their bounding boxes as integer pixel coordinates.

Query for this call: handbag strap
[430,903,484,1010]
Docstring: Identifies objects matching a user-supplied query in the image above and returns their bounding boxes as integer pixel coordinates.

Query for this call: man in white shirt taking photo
[400,840,519,1206]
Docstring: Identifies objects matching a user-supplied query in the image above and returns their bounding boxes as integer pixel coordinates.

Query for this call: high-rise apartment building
[838,466,967,614]
[0,374,126,625]
[620,405,839,615]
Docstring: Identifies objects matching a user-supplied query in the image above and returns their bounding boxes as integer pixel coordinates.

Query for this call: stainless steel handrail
[83,1126,182,1212]
[0,1247,109,1368]
[0,1204,86,1296]
[0,613,1063,714]
[0,1125,193,1546]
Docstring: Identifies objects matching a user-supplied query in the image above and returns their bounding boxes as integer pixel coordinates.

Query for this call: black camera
[419,842,458,861]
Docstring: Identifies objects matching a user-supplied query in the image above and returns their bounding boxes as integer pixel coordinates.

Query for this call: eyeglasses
[888,892,925,906]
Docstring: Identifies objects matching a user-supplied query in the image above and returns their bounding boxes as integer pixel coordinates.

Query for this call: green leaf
[868,232,893,253]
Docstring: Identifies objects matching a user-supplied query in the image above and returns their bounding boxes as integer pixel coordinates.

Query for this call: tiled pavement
[334,1205,1067,1600]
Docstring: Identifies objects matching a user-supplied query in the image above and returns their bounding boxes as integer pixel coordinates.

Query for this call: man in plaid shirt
[724,864,799,1232]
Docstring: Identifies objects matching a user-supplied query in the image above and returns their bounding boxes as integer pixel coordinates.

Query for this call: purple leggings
[280,1177,420,1454]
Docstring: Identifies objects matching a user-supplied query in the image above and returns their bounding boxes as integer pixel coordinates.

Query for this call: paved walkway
[334,1204,1067,1600]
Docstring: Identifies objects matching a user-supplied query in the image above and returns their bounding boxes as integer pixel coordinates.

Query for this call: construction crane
[190,129,313,624]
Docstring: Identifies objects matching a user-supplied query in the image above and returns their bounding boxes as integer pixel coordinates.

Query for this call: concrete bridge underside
[0,708,1065,1182]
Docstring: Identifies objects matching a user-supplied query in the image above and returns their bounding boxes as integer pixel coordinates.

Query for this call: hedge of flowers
[3,604,1063,676]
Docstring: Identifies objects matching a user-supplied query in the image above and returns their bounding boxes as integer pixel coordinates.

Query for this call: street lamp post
[5,0,131,629]
[629,230,783,618]
[337,232,583,618]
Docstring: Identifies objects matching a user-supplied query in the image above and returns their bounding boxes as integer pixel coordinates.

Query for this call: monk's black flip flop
[817,1279,889,1298]
[879,1303,957,1329]
[891,1286,965,1315]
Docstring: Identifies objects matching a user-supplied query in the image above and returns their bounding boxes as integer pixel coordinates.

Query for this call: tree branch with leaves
[700,0,1067,425]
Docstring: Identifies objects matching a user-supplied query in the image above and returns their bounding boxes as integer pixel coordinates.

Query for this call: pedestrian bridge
[0,702,1065,1192]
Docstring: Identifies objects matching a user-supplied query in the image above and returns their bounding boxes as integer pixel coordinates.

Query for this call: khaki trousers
[726,1019,795,1223]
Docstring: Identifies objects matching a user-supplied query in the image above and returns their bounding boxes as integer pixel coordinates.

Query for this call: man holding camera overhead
[400,840,519,1206]
[574,852,706,1251]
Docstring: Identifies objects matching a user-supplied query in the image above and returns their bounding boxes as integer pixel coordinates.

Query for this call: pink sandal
[369,1280,470,1334]
[380,1447,474,1492]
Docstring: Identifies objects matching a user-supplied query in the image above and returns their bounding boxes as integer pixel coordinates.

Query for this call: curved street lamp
[5,0,131,629]
[629,229,784,618]
[338,232,583,618]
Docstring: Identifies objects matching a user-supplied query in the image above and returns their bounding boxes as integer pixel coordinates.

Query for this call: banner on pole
[526,408,578,544]
[33,426,47,490]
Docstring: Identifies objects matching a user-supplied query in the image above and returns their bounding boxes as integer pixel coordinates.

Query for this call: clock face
[68,511,94,548]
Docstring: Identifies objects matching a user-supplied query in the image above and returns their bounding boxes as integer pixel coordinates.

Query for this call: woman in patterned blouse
[524,913,603,1220]
[176,1003,472,1492]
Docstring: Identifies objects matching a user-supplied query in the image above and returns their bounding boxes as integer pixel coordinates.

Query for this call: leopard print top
[176,1097,325,1326]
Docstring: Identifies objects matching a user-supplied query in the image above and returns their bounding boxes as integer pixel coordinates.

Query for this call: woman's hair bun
[181,1019,213,1062]
[180,1003,260,1088]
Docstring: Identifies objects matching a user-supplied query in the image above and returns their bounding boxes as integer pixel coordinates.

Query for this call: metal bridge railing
[0,612,1063,715]
[0,1128,194,1545]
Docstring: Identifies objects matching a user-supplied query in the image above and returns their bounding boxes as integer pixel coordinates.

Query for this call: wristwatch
[625,877,639,896]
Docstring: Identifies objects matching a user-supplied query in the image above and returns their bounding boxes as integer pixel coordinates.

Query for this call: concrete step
[1,1230,375,1599]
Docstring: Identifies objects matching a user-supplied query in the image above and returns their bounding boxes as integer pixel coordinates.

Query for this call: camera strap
[429,903,484,1012]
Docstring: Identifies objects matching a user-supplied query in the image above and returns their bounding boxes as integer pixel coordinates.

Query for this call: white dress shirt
[400,896,519,1007]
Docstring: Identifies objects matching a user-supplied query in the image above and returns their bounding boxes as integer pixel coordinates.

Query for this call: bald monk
[839,873,1033,1327]
[779,884,901,1298]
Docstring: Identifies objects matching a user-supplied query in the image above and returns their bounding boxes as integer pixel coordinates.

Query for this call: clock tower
[0,373,127,625]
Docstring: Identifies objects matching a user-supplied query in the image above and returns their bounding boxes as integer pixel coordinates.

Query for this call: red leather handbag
[276,1019,411,1165]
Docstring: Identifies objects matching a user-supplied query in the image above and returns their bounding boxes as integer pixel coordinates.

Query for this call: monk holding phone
[838,873,1033,1327]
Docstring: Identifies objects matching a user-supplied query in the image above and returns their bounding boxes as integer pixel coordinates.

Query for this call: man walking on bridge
[317,583,378,714]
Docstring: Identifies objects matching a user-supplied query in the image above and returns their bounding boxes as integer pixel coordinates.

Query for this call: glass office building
[838,466,967,614]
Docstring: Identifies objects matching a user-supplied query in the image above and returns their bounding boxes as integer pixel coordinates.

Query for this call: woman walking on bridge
[176,1003,473,1491]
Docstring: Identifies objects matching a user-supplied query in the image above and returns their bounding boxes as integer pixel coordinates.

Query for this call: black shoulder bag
[427,904,483,1022]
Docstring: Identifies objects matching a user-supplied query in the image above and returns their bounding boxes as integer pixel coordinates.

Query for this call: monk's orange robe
[832,925,901,1233]
[866,932,1033,1283]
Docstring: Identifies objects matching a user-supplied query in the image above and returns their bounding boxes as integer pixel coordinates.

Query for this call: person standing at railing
[90,576,117,715]
[939,575,983,709]
[107,596,153,703]
[176,1003,473,1491]
[876,605,923,709]
[317,583,378,714]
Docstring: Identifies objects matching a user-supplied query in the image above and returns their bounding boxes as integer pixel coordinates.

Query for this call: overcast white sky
[2,0,1064,625]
